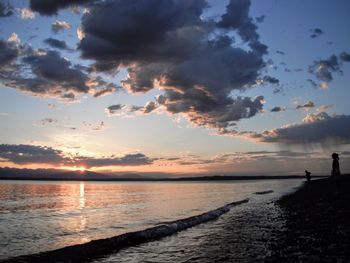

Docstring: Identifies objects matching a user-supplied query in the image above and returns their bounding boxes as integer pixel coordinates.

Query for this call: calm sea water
[0,179,302,260]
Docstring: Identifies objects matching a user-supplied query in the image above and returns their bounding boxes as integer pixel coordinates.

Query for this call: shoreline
[267,175,350,262]
[0,175,327,182]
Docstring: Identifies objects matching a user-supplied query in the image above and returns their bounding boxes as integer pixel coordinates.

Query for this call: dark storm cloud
[29,0,91,15]
[0,144,153,167]
[0,144,65,164]
[310,28,323,38]
[44,38,70,50]
[270,106,285,112]
[0,0,13,17]
[296,101,314,110]
[80,0,267,130]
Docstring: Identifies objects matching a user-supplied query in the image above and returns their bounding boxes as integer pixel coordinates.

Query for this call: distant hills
[0,167,321,181]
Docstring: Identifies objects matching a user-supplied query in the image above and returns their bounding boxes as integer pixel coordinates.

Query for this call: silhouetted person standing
[305,170,311,182]
[331,153,341,177]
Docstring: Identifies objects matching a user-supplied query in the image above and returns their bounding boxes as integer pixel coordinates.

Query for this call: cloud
[270,106,285,112]
[19,8,35,19]
[79,0,268,131]
[41,118,58,125]
[218,0,267,54]
[8,32,20,44]
[0,144,153,168]
[82,121,106,131]
[255,15,265,23]
[309,54,340,83]
[143,101,157,114]
[52,20,71,33]
[308,52,350,86]
[0,0,13,17]
[316,104,332,113]
[340,52,350,62]
[22,50,89,92]
[29,0,90,15]
[307,79,317,88]
[86,76,119,97]
[1,42,119,101]
[261,113,350,144]
[105,101,158,117]
[92,87,116,98]
[296,100,314,110]
[302,111,330,123]
[0,144,65,164]
[263,75,279,84]
[0,37,22,68]
[74,153,153,168]
[105,104,123,116]
[228,112,350,145]
[310,28,323,38]
[44,38,70,50]
[0,49,89,100]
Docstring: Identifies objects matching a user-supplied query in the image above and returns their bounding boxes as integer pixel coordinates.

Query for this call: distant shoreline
[0,175,328,182]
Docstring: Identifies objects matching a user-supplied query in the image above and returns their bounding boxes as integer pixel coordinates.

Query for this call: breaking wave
[254,190,274,195]
[2,199,249,263]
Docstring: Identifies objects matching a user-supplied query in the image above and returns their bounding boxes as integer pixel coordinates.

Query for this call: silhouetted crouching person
[331,153,341,177]
[305,170,311,183]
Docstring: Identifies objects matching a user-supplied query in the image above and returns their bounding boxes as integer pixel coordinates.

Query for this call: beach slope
[268,175,350,262]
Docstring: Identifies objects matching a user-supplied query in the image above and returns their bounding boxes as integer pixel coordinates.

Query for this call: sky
[0,0,350,177]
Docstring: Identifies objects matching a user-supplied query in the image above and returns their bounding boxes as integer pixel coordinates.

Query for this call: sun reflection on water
[79,182,85,209]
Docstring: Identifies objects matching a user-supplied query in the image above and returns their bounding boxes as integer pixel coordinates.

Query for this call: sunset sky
[0,0,349,176]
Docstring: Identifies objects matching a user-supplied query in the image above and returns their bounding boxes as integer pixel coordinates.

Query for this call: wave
[2,199,249,263]
[254,190,274,195]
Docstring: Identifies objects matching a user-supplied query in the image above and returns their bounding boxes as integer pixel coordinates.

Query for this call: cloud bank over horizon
[0,144,153,168]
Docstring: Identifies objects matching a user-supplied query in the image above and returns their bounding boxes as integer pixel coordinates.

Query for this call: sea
[0,179,303,261]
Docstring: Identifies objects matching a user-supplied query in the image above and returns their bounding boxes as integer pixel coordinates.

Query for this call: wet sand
[267,175,350,262]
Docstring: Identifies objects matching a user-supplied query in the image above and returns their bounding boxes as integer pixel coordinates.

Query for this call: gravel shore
[267,175,350,262]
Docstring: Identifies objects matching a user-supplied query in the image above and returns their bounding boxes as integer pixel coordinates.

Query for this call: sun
[61,166,87,172]
[78,166,86,172]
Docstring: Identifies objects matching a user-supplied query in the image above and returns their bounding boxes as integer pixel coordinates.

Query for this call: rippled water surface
[0,179,302,260]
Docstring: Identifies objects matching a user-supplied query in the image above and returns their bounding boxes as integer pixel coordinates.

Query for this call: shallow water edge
[2,199,249,263]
